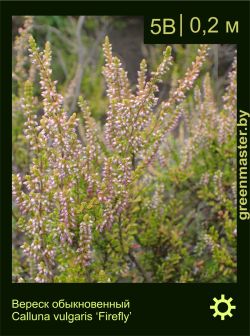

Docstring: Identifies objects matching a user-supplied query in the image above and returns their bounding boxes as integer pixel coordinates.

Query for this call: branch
[69,16,85,113]
[33,24,76,49]
[117,214,151,283]
[128,250,151,283]
[68,18,110,113]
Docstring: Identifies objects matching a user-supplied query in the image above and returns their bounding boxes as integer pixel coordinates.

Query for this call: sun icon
[210,294,236,320]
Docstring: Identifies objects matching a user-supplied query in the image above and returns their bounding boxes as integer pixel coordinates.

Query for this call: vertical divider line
[180,13,183,37]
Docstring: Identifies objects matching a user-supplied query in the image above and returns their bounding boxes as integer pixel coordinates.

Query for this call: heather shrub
[12,19,236,283]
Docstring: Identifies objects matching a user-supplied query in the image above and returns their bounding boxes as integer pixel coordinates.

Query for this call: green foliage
[12,16,236,283]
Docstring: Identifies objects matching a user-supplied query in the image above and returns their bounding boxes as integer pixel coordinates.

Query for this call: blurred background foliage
[12,16,236,283]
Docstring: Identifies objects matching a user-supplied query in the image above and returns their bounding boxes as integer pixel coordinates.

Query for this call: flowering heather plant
[12,30,236,282]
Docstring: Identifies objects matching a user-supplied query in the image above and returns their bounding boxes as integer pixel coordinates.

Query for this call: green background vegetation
[12,16,236,283]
